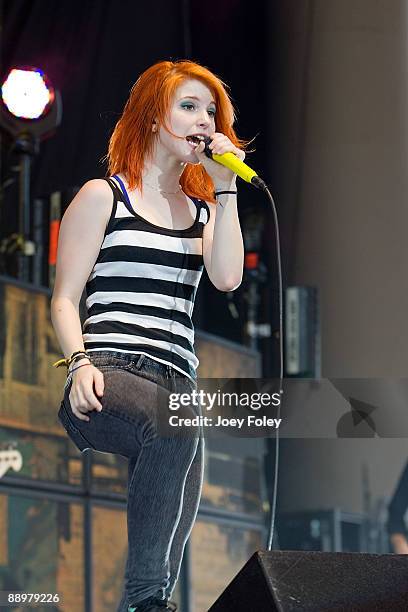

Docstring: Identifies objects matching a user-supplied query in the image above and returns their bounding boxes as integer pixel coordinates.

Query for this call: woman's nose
[197,110,211,127]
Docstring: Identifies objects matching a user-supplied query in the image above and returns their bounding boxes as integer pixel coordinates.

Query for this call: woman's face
[157,78,217,164]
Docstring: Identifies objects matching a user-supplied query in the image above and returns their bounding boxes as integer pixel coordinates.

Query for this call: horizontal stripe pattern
[88,261,202,287]
[83,311,195,344]
[86,276,196,302]
[86,301,194,329]
[86,291,193,316]
[102,230,202,255]
[97,245,203,270]
[83,179,209,380]
[83,330,194,362]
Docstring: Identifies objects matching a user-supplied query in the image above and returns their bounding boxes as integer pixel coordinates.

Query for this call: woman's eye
[182,103,195,111]
[208,109,216,118]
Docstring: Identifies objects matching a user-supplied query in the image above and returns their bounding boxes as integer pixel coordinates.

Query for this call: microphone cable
[202,137,284,549]
[259,182,284,551]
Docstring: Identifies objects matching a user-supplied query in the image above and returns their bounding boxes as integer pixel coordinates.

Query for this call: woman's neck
[141,146,187,193]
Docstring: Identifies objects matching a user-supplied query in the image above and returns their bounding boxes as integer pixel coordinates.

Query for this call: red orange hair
[106,60,247,203]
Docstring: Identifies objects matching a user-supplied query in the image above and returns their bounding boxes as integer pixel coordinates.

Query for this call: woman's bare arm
[51,179,112,419]
[202,185,244,292]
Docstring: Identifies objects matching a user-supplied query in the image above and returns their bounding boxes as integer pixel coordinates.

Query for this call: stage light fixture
[0,65,62,140]
[0,65,62,282]
[1,67,54,120]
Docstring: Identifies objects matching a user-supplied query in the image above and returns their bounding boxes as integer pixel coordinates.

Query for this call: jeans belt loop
[136,354,144,369]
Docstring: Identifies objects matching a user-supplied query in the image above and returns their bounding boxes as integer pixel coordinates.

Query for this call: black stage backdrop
[2,0,287,374]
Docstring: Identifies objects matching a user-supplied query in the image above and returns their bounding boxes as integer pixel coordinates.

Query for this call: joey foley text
[167,389,282,429]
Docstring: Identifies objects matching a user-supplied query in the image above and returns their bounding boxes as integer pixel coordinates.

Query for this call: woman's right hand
[68,359,105,421]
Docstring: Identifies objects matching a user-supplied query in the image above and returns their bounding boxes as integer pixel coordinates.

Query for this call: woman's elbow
[212,276,242,292]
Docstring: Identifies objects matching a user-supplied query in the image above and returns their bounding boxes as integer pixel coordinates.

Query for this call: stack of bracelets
[53,350,91,375]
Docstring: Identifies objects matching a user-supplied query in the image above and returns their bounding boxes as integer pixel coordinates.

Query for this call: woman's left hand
[194,133,245,186]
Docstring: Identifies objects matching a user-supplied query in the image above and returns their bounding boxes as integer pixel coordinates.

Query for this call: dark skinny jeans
[57,351,204,610]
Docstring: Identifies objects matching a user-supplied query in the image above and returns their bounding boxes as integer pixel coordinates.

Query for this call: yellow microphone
[203,136,267,190]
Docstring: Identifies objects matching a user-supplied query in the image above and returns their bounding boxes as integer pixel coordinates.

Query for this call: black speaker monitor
[208,550,408,611]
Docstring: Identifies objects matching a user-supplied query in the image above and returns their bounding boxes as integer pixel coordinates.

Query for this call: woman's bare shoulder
[76,178,113,203]
[64,178,113,222]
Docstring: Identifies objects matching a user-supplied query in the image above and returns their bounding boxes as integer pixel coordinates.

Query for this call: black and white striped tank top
[82,174,210,381]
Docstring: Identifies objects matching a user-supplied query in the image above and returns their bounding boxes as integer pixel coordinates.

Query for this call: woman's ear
[152,121,158,133]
